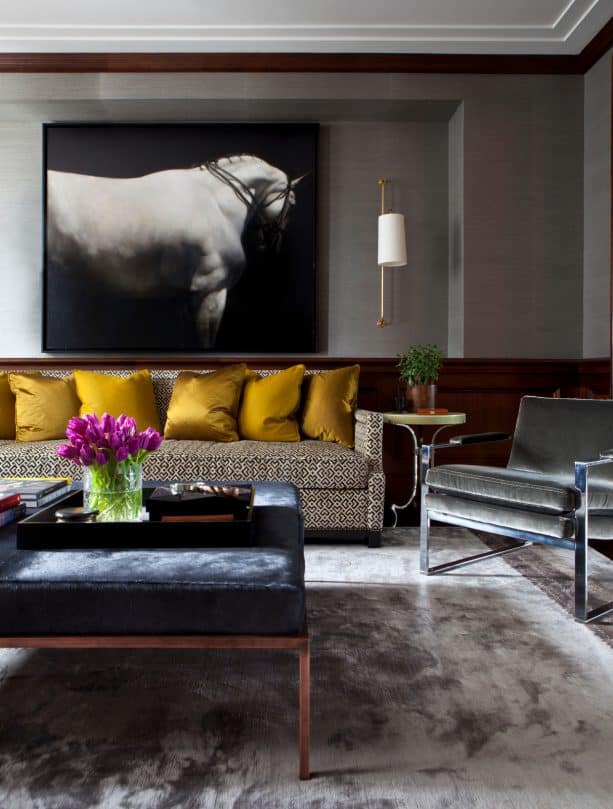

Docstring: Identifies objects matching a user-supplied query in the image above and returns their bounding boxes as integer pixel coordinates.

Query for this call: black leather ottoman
[0,480,310,778]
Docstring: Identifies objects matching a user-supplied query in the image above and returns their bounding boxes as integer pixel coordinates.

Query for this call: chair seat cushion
[426,492,575,540]
[426,464,577,515]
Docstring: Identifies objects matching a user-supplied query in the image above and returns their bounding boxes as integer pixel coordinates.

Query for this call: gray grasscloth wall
[0,72,584,358]
[584,49,612,359]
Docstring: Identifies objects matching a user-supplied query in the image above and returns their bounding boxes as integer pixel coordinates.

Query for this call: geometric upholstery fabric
[301,487,371,532]
[0,439,75,479]
[144,439,370,490]
[0,439,368,491]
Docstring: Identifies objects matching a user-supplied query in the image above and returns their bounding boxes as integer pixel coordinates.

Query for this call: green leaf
[396,344,443,385]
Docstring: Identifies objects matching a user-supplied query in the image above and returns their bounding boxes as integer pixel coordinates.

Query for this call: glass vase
[83,461,142,522]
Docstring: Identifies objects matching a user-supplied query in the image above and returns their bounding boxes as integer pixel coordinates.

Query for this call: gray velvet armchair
[420,396,613,623]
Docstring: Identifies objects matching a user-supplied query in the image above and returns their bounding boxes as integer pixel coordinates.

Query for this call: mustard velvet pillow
[73,369,161,433]
[238,365,306,442]
[0,373,16,440]
[164,365,247,441]
[9,373,81,442]
[300,365,360,448]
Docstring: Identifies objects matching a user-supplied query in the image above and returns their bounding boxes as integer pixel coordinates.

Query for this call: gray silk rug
[2,527,613,808]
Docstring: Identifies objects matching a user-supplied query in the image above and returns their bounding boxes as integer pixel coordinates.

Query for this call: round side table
[383,411,467,528]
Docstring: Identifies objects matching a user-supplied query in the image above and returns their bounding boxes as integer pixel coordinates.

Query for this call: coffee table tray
[16,485,255,550]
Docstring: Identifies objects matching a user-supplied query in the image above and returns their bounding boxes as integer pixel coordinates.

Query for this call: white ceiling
[0,0,611,55]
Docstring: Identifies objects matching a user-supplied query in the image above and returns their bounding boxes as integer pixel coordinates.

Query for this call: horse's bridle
[201,160,293,252]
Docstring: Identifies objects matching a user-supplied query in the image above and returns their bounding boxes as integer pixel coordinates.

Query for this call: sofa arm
[354,409,384,469]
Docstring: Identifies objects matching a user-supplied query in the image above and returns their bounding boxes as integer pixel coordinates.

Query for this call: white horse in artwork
[46,155,304,348]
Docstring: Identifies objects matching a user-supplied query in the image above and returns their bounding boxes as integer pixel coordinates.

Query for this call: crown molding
[0,1,604,53]
[0,13,609,75]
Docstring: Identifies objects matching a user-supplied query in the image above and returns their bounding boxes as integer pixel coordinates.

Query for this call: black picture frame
[42,122,318,353]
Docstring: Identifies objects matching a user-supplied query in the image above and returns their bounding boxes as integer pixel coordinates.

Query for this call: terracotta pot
[406,383,437,413]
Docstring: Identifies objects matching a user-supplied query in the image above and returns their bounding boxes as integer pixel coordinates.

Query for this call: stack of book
[0,477,72,519]
[0,490,26,528]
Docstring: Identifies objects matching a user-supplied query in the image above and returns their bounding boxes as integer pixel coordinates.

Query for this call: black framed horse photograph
[42,122,318,352]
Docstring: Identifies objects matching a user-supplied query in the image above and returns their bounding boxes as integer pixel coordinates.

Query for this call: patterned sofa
[0,368,385,546]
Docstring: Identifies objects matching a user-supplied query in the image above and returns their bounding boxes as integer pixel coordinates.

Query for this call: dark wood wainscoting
[0,356,609,526]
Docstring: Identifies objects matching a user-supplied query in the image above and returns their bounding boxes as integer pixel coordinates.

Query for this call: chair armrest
[449,432,511,446]
[574,455,613,500]
[575,456,613,471]
[354,409,384,469]
[428,432,511,451]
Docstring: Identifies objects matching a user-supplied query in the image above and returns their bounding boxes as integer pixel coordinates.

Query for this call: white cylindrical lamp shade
[378,212,407,267]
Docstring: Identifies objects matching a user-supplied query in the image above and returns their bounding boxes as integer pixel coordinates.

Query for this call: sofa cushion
[0,439,75,479]
[163,365,246,441]
[145,439,369,490]
[300,364,359,449]
[0,438,369,490]
[74,369,161,433]
[238,365,305,442]
[0,374,15,440]
[9,373,80,442]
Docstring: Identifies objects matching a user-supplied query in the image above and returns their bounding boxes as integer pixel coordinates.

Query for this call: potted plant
[397,344,443,413]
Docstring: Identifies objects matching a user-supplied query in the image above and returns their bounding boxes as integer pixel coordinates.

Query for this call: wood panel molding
[0,51,585,75]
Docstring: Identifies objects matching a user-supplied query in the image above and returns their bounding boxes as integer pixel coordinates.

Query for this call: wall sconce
[377,178,407,328]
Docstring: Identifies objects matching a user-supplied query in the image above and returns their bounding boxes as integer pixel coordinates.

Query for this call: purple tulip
[108,432,122,450]
[79,444,96,466]
[57,443,80,461]
[117,414,137,433]
[127,436,140,457]
[100,413,115,434]
[58,412,162,468]
[146,431,163,452]
[115,446,130,462]
[66,417,88,437]
[85,426,101,443]
[139,426,162,452]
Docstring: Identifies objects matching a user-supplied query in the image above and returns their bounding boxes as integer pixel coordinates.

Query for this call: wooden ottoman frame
[0,624,310,780]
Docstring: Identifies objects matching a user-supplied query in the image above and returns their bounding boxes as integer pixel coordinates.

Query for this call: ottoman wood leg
[299,639,311,780]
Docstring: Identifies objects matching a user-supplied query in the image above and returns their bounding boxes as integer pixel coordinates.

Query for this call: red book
[0,493,21,513]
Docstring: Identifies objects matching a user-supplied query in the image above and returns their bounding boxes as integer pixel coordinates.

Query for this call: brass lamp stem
[377,178,389,327]
[378,177,388,214]
[377,265,386,328]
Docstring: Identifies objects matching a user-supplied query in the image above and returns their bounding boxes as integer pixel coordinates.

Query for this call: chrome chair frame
[419,435,613,623]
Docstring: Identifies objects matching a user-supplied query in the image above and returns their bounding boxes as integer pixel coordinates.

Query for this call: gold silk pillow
[300,364,360,448]
[238,364,306,442]
[0,373,16,439]
[164,365,247,441]
[9,372,81,442]
[73,369,161,433]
